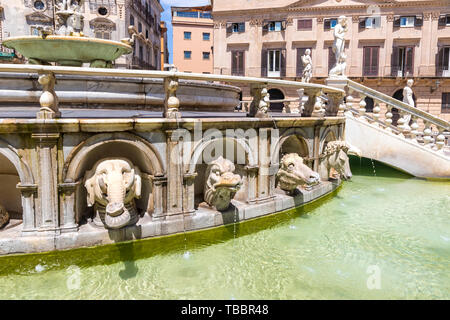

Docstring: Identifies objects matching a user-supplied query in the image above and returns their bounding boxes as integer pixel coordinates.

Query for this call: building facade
[0,0,164,70]
[212,0,450,120]
[172,5,213,73]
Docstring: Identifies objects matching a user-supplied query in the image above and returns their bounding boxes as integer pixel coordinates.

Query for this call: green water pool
[0,158,449,299]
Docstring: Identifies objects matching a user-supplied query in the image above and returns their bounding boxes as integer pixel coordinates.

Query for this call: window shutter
[296,48,306,77]
[359,18,366,30]
[328,47,336,73]
[231,51,237,75]
[306,19,312,29]
[261,49,267,77]
[281,20,287,30]
[226,23,232,34]
[281,48,286,77]
[262,23,269,33]
[324,19,331,30]
[393,16,401,28]
[297,19,304,30]
[363,47,371,75]
[391,46,399,76]
[373,47,379,75]
[240,51,245,76]
[405,47,414,76]
[238,22,245,33]
[436,46,444,76]
[415,15,423,27]
[438,15,447,26]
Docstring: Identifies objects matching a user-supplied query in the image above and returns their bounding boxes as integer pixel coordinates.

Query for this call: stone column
[166,131,183,216]
[312,126,321,172]
[31,133,60,233]
[245,165,259,204]
[257,128,271,202]
[183,173,197,214]
[151,174,167,220]
[58,182,79,233]
[17,183,38,235]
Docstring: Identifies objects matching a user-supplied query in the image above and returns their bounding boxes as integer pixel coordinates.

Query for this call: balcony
[129,56,156,70]
[363,66,379,77]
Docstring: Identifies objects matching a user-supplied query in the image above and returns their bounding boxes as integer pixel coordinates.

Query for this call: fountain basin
[2,36,132,67]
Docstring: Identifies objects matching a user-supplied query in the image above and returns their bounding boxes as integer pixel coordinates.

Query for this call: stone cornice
[212,1,450,17]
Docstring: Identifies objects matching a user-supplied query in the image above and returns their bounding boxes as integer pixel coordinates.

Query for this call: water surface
[1,158,449,299]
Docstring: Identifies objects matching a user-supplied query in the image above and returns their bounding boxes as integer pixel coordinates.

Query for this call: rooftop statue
[329,16,348,77]
[301,49,313,83]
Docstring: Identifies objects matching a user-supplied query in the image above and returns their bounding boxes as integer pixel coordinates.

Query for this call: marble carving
[319,141,360,181]
[276,153,321,193]
[84,158,142,229]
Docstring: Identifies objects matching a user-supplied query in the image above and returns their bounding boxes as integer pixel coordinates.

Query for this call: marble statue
[55,0,84,36]
[330,16,348,77]
[204,157,242,211]
[0,204,9,229]
[84,158,142,230]
[301,49,313,83]
[258,88,270,115]
[319,141,361,181]
[402,79,415,125]
[276,153,320,193]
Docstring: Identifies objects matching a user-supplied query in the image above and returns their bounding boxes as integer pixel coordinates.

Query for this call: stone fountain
[2,0,132,67]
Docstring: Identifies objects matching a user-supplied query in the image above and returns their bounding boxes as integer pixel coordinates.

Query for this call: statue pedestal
[325,76,348,92]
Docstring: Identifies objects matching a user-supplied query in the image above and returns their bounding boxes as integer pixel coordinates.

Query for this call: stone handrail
[346,79,449,131]
[0,64,344,119]
[344,79,450,152]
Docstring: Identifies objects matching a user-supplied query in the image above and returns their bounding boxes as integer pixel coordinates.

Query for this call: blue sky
[161,0,211,64]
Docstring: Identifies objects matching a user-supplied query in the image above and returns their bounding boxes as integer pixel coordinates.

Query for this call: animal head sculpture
[319,141,361,180]
[0,204,9,229]
[84,158,142,230]
[204,157,242,211]
[276,153,321,193]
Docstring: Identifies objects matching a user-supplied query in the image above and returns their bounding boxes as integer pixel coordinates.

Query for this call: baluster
[345,95,353,113]
[398,110,411,138]
[384,106,393,132]
[435,128,446,151]
[358,95,366,119]
[422,121,433,147]
[410,116,420,143]
[164,76,180,119]
[372,102,381,126]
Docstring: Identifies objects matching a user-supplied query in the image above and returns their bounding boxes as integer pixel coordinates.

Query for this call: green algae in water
[0,159,449,299]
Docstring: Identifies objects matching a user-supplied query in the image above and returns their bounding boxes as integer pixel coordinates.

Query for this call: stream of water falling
[0,158,448,299]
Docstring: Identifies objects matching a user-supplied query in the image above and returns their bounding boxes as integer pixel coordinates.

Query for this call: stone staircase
[341,79,450,179]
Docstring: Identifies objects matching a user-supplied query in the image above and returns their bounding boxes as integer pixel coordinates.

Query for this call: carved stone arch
[62,132,165,224]
[25,12,53,26]
[188,136,257,174]
[271,127,313,166]
[319,126,338,154]
[89,17,117,31]
[0,139,34,184]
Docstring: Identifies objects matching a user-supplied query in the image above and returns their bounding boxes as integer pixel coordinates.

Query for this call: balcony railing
[129,56,156,70]
[391,66,413,77]
[363,66,378,77]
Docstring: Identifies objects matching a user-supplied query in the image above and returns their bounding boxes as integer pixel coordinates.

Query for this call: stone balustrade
[344,79,450,153]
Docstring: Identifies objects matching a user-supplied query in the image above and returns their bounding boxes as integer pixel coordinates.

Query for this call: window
[268,50,281,77]
[138,23,142,33]
[400,16,415,27]
[95,30,111,40]
[227,22,245,33]
[203,33,210,41]
[175,11,199,18]
[98,7,108,16]
[263,21,285,32]
[442,93,450,113]
[297,19,312,30]
[394,15,423,28]
[203,52,210,60]
[364,17,381,29]
[392,46,414,77]
[438,14,450,27]
[184,31,191,40]
[200,12,212,19]
[146,29,149,39]
[130,15,135,26]
[363,46,379,76]
[184,51,191,59]
[30,26,41,36]
[232,51,245,76]
[34,1,45,11]
[437,46,450,76]
[324,18,338,30]
[296,48,312,77]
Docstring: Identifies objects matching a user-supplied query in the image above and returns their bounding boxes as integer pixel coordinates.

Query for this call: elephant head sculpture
[84,158,142,230]
[204,157,242,211]
[318,141,361,181]
[276,153,320,193]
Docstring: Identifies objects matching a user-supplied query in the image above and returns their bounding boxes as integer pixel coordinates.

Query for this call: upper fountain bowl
[2,35,132,68]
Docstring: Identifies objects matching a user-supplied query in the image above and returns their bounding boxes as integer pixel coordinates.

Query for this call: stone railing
[345,79,450,152]
[0,64,345,120]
